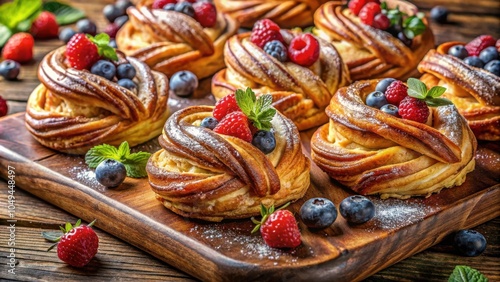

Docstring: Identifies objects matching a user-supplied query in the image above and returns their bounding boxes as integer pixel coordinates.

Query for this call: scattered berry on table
[2,32,34,64]
[465,35,496,56]
[380,104,399,116]
[95,159,127,187]
[169,70,199,97]
[365,91,388,109]
[0,96,8,117]
[430,6,449,24]
[454,229,487,257]
[288,33,320,67]
[462,56,484,68]
[117,63,136,80]
[448,45,469,59]
[250,19,284,48]
[104,23,120,38]
[263,40,288,62]
[478,46,499,64]
[213,111,253,142]
[252,130,276,154]
[0,60,21,81]
[76,19,97,36]
[200,117,219,130]
[252,204,301,249]
[115,0,134,12]
[152,0,176,9]
[59,28,78,44]
[103,4,126,23]
[114,15,129,28]
[484,60,500,76]
[174,2,195,17]
[339,195,375,224]
[213,94,240,121]
[193,1,217,28]
[397,31,412,47]
[358,2,381,26]
[91,60,117,81]
[375,78,397,93]
[117,78,137,91]
[30,11,59,39]
[299,197,337,229]
[398,96,430,123]
[384,80,408,106]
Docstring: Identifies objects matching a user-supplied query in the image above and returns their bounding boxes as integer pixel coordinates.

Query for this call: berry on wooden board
[454,230,487,257]
[299,198,337,229]
[169,70,199,97]
[339,195,375,224]
[2,32,34,64]
[252,203,301,249]
[0,60,21,81]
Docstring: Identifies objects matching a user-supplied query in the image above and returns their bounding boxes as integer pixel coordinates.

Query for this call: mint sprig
[43,1,85,25]
[407,78,452,107]
[85,141,151,178]
[448,265,489,282]
[88,33,118,61]
[381,2,426,39]
[235,88,276,131]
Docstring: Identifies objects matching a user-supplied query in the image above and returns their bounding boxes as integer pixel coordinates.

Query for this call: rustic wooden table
[0,0,499,281]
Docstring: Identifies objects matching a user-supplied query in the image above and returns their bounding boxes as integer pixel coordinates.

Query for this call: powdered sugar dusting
[370,198,439,230]
[68,161,103,190]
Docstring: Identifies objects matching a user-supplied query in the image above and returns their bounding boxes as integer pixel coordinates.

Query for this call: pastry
[311,79,477,199]
[418,37,500,141]
[115,0,239,81]
[147,90,310,222]
[214,0,329,29]
[25,34,169,155]
[314,0,434,81]
[212,19,350,131]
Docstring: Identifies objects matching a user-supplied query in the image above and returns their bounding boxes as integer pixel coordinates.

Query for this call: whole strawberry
[252,203,301,248]
[213,111,253,142]
[31,11,59,39]
[2,32,34,63]
[0,96,8,117]
[65,34,100,70]
[43,219,99,267]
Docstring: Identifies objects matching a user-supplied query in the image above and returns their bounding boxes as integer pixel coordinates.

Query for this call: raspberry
[288,33,320,67]
[359,2,382,26]
[250,19,284,48]
[372,13,390,30]
[65,33,100,70]
[152,0,176,9]
[465,35,496,56]
[213,94,241,121]
[0,96,8,117]
[1,33,34,64]
[213,111,253,142]
[398,96,430,123]
[263,40,288,62]
[104,23,120,38]
[384,80,408,105]
[30,11,59,39]
[348,0,379,16]
[193,2,217,28]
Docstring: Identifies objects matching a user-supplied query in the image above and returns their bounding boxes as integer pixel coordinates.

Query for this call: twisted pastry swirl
[25,47,169,154]
[314,0,434,81]
[115,0,239,80]
[212,30,350,131]
[147,106,310,222]
[311,80,477,199]
[418,42,500,141]
[214,0,329,28]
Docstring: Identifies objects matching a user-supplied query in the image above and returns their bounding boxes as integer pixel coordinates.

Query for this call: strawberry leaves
[235,87,276,131]
[407,78,452,107]
[251,202,290,233]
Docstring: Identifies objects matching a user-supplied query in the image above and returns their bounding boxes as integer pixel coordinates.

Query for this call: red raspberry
[348,0,380,16]
[465,35,496,56]
[0,96,8,117]
[152,0,176,9]
[2,33,34,64]
[250,19,284,48]
[359,2,382,26]
[213,94,241,121]
[384,80,408,106]
[398,96,430,123]
[372,13,390,30]
[30,11,59,39]
[213,111,252,142]
[253,206,301,249]
[65,33,100,70]
[193,2,217,28]
[104,23,120,38]
[288,33,320,67]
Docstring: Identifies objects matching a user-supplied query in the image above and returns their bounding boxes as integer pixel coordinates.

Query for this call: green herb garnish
[235,87,276,131]
[407,78,453,107]
[381,2,426,39]
[87,33,118,61]
[448,265,489,282]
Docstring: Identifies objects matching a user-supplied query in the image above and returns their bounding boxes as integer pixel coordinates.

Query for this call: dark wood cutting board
[0,107,498,282]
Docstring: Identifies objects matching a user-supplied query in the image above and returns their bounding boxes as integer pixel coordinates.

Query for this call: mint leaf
[123,152,151,178]
[448,265,489,282]
[0,23,12,48]
[426,97,453,107]
[407,77,428,99]
[117,140,130,158]
[235,88,255,116]
[43,1,85,25]
[0,0,42,30]
[403,16,426,39]
[85,144,121,168]
[88,33,118,61]
[427,86,447,98]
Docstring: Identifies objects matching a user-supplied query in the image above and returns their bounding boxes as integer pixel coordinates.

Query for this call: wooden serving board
[0,109,499,282]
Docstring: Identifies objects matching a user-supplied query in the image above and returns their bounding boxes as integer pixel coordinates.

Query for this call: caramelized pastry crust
[418,41,500,141]
[212,30,350,131]
[147,106,310,222]
[115,0,239,80]
[214,0,329,29]
[314,0,434,81]
[311,80,477,199]
[25,47,169,154]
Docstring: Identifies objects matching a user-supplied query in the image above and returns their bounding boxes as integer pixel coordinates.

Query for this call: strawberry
[252,203,301,248]
[152,0,176,9]
[213,93,240,121]
[43,219,99,267]
[250,19,284,48]
[193,2,217,28]
[65,33,100,70]
[30,11,59,39]
[384,80,408,106]
[348,0,380,16]
[398,96,429,123]
[213,111,253,142]
[359,2,382,26]
[2,33,34,64]
[0,96,8,117]
[288,33,320,67]
[465,35,496,56]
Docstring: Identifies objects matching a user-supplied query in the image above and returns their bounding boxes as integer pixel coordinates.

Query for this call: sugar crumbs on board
[370,197,439,230]
[68,160,102,189]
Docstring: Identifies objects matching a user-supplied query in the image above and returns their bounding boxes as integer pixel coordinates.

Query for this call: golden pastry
[214,0,329,29]
[314,0,434,81]
[115,0,239,81]
[418,41,500,141]
[311,79,477,199]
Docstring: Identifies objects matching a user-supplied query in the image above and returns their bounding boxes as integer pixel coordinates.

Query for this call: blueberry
[484,60,500,76]
[115,0,134,12]
[430,6,449,24]
[174,2,195,17]
[163,3,176,10]
[169,70,199,97]
[375,78,397,93]
[380,104,399,116]
[448,45,469,59]
[0,60,21,81]
[463,56,484,68]
[397,32,412,47]
[339,195,375,224]
[76,19,97,36]
[103,4,125,23]
[263,40,288,62]
[299,197,337,229]
[454,229,487,257]
[479,46,499,64]
[386,24,402,37]
[109,39,118,48]
[91,60,117,81]
[114,15,129,28]
[59,28,78,44]
[252,130,276,154]
[95,159,127,187]
[117,63,136,79]
[117,78,137,90]
[201,117,218,130]
[365,91,388,109]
